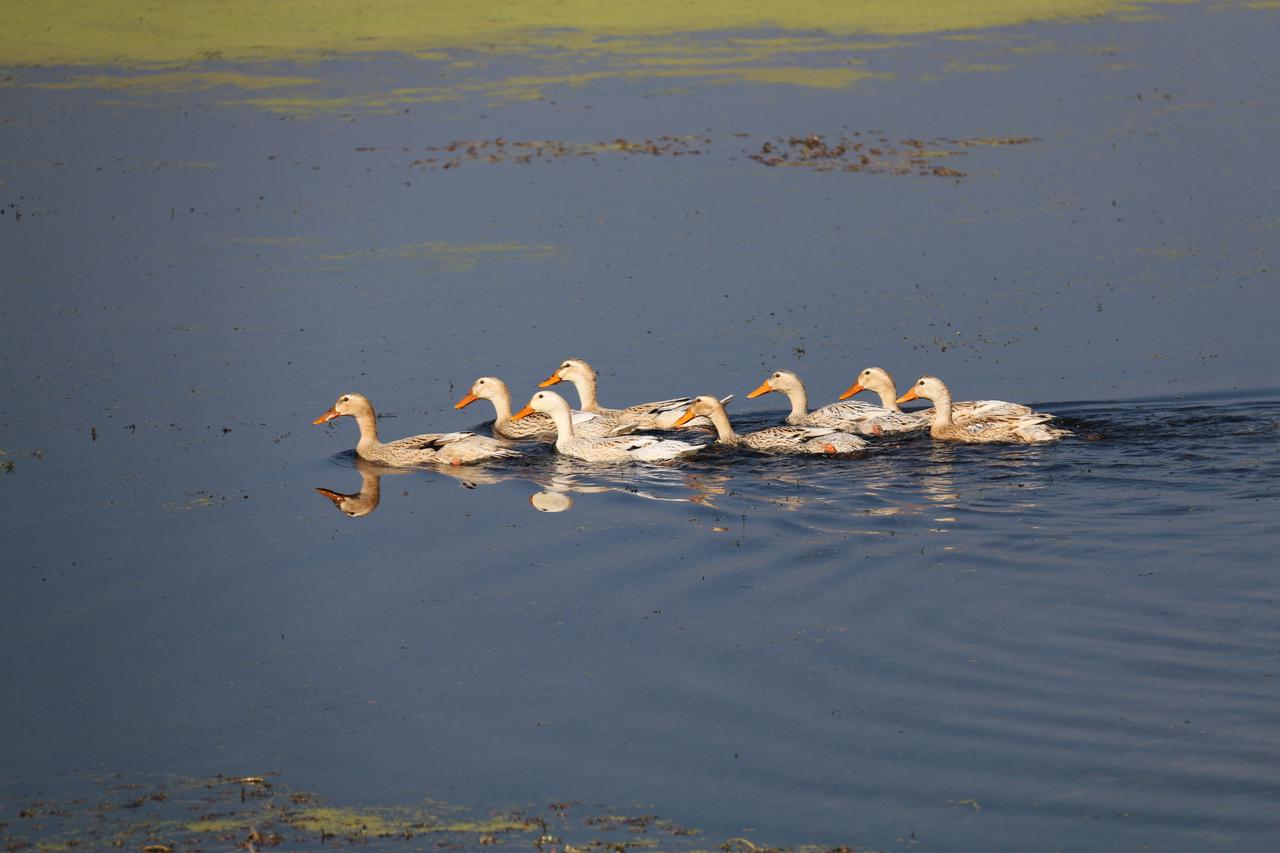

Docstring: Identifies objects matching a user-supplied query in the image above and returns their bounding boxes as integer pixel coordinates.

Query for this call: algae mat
[0,773,847,852]
[0,1,1216,111]
[6,1,1190,67]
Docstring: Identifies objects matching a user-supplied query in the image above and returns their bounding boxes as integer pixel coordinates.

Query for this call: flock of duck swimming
[312,358,1071,466]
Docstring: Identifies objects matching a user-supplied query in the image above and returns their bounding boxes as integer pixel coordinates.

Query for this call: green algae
[286,806,416,836]
[0,0,1205,111]
[2,1,1242,112]
[2,2,1194,68]
[220,63,889,115]
[945,61,1012,73]
[3,774,803,851]
[283,804,529,836]
[26,70,317,93]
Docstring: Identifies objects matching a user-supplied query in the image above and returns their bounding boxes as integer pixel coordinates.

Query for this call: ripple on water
[608,398,1280,843]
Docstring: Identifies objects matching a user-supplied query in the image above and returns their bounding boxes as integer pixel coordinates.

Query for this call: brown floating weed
[375,130,1036,177]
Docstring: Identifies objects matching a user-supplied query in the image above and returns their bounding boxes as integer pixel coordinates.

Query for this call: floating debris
[366,131,1037,177]
[745,131,1017,176]
[388,135,710,170]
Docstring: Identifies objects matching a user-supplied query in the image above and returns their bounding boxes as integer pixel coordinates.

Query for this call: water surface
[2,2,1279,850]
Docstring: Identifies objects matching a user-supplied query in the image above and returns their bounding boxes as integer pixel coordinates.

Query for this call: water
[3,2,1279,850]
[4,399,1277,848]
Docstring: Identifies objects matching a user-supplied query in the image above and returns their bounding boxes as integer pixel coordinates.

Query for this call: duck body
[790,400,890,430]
[744,425,868,454]
[539,358,708,430]
[314,393,519,466]
[897,376,1070,444]
[454,376,633,440]
[675,395,868,455]
[841,366,1033,434]
[927,412,1066,444]
[748,368,899,434]
[514,390,705,463]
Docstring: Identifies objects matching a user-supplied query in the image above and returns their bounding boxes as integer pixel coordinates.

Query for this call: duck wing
[386,432,474,452]
[953,399,1034,419]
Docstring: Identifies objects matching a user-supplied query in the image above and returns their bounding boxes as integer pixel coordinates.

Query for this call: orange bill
[538,372,563,388]
[313,408,340,425]
[672,408,697,427]
[746,381,773,398]
[454,392,479,409]
[838,382,864,401]
[896,389,920,404]
[314,487,345,507]
[511,405,536,421]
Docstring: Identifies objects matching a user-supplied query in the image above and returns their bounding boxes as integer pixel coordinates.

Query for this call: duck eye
[773,372,781,378]
[340,395,349,402]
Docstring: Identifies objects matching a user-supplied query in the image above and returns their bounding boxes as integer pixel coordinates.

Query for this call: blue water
[3,2,1280,849]
[3,397,1278,848]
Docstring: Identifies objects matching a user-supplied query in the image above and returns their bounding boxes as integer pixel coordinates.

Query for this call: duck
[538,358,705,430]
[313,393,519,465]
[841,366,1032,428]
[897,376,1071,444]
[673,395,867,454]
[454,376,633,440]
[746,369,886,431]
[512,390,705,462]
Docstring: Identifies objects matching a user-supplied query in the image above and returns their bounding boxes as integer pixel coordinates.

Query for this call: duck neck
[707,405,739,444]
[548,404,578,445]
[488,385,514,426]
[785,383,809,420]
[353,410,380,453]
[570,372,600,412]
[929,393,954,428]
[874,382,903,412]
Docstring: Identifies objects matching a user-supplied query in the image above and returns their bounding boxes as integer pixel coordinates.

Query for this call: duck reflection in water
[315,459,403,518]
[526,457,717,513]
[315,457,515,518]
[316,455,720,518]
[913,444,1049,521]
[920,445,962,508]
